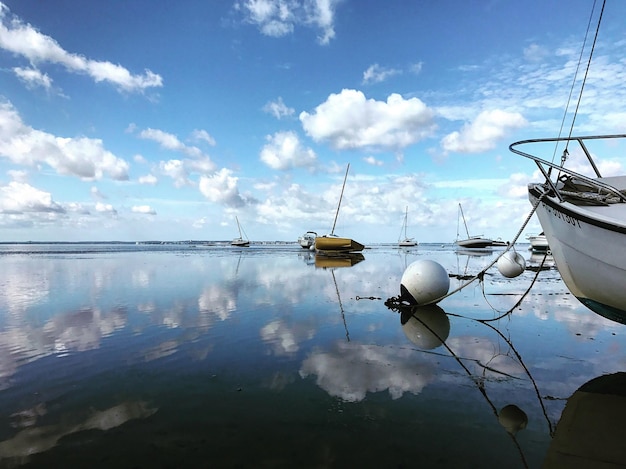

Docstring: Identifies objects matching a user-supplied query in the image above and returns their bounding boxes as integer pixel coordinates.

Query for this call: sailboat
[231,216,249,247]
[315,164,364,253]
[454,203,492,249]
[398,206,417,247]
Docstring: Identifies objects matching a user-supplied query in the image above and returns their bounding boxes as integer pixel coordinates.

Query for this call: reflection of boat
[509,7,626,323]
[315,164,364,253]
[455,203,492,249]
[544,372,626,468]
[297,231,317,249]
[398,206,417,247]
[231,216,249,247]
[526,232,549,252]
[455,247,493,258]
[315,252,365,269]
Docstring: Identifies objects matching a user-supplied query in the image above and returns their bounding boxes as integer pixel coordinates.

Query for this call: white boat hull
[530,184,626,322]
[455,237,493,249]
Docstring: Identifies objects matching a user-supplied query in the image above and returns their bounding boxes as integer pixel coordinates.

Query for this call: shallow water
[0,243,624,468]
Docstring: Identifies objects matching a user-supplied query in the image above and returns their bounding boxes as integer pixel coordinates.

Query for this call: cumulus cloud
[134,126,217,186]
[235,0,338,45]
[0,4,162,93]
[0,101,129,181]
[132,205,156,215]
[260,131,317,170]
[95,202,117,215]
[263,97,295,119]
[362,63,401,84]
[138,174,158,185]
[300,89,437,152]
[198,168,247,207]
[440,109,528,154]
[0,181,64,214]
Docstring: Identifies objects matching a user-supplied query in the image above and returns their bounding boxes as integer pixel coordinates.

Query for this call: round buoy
[401,304,450,349]
[497,250,526,278]
[400,260,450,305]
[498,404,528,434]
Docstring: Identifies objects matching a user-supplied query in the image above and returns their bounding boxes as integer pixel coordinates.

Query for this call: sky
[1,0,626,244]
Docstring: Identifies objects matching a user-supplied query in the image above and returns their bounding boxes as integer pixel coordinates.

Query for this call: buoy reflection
[400,304,450,350]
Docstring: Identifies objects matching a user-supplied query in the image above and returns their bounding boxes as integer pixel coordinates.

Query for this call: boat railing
[509,134,626,203]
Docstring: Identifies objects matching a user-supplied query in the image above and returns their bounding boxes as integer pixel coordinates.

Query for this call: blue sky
[1,0,626,243]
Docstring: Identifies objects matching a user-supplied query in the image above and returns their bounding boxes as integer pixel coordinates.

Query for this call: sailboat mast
[331,163,350,236]
[459,203,470,238]
[236,216,242,238]
[404,206,409,237]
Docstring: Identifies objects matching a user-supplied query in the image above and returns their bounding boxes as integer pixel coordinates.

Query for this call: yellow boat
[315,235,364,253]
[315,164,364,253]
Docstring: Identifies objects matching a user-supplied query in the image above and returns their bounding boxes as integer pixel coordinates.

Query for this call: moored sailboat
[231,216,249,247]
[398,206,417,247]
[454,203,492,249]
[315,164,364,253]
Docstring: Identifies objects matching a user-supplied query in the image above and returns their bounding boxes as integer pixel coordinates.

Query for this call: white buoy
[400,259,450,305]
[497,250,526,278]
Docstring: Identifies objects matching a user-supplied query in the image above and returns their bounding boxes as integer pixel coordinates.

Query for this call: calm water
[0,243,624,468]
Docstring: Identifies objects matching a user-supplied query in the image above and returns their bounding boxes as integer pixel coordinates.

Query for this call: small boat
[398,206,417,247]
[510,3,626,323]
[526,232,549,252]
[454,203,492,249]
[297,231,317,249]
[231,216,249,247]
[315,164,364,253]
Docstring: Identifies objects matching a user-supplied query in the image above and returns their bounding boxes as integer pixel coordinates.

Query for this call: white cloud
[363,156,383,166]
[362,63,401,84]
[95,202,117,215]
[300,89,437,151]
[0,101,129,181]
[0,181,64,213]
[440,109,527,154]
[138,174,158,185]
[263,97,295,119]
[235,0,337,44]
[260,131,317,170]
[138,128,203,158]
[191,129,216,146]
[0,4,162,93]
[159,159,189,187]
[132,205,156,215]
[12,66,52,90]
[198,168,247,207]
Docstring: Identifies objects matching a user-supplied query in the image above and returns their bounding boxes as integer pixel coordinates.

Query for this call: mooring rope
[385,191,547,312]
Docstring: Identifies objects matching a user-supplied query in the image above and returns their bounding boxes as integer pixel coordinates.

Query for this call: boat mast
[404,206,409,238]
[331,163,349,236]
[236,216,242,238]
[459,203,470,238]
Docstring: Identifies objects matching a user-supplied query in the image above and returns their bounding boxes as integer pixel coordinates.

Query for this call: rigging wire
[555,0,606,167]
